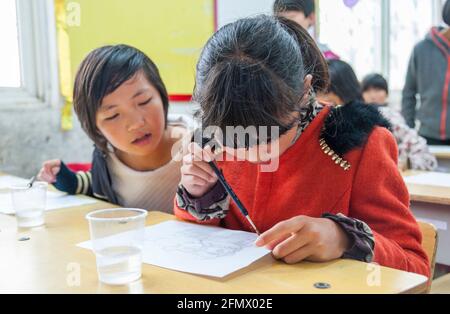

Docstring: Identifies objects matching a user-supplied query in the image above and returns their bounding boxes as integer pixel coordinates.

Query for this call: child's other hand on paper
[180,143,218,198]
[38,159,61,184]
[255,216,351,264]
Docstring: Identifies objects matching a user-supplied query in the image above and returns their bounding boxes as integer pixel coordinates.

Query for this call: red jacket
[174,105,430,277]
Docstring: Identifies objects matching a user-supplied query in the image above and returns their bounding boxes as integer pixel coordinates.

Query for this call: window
[216,0,274,29]
[390,1,436,90]
[0,0,59,107]
[0,0,21,88]
[318,0,443,91]
[318,0,382,82]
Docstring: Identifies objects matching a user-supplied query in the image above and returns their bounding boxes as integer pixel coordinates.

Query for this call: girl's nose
[127,114,146,132]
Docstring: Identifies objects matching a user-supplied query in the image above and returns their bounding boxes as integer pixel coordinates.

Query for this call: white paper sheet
[403,172,450,188]
[78,220,271,278]
[0,175,29,190]
[0,190,98,214]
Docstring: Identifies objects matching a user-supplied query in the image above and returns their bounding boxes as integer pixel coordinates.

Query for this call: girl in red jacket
[174,15,430,277]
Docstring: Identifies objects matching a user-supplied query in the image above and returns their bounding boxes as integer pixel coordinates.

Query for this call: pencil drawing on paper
[152,227,256,259]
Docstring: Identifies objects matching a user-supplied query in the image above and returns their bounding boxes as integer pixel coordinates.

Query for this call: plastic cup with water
[11,182,47,228]
[86,208,148,285]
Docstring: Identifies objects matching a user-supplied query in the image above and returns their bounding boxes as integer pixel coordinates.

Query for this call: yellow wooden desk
[403,171,450,206]
[429,146,450,159]
[429,146,450,172]
[403,171,450,266]
[0,200,428,294]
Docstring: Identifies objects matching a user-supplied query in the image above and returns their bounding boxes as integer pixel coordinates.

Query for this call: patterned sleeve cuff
[53,161,78,194]
[322,213,375,263]
[176,182,230,221]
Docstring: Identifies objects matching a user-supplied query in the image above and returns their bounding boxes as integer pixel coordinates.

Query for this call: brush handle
[208,161,249,216]
[27,176,36,188]
[207,161,260,234]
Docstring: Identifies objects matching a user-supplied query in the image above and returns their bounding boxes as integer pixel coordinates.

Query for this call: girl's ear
[303,74,313,92]
[300,74,314,105]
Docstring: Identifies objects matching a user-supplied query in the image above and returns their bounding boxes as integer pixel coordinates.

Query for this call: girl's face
[362,88,388,105]
[317,92,343,106]
[221,124,299,164]
[96,71,166,157]
[278,10,315,31]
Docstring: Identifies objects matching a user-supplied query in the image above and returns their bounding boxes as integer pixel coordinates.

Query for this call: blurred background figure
[402,0,450,146]
[317,59,362,106]
[363,74,438,171]
[318,59,437,171]
[273,0,340,60]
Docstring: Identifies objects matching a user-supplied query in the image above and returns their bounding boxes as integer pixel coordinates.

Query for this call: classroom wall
[0,103,193,178]
[0,106,92,178]
[59,0,215,98]
[216,0,274,28]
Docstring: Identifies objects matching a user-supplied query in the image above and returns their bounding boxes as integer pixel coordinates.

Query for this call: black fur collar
[320,101,392,156]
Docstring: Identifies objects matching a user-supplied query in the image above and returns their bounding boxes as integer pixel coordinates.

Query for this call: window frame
[0,0,60,108]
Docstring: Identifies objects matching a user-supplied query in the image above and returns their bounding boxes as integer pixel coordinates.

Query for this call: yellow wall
[57,0,215,96]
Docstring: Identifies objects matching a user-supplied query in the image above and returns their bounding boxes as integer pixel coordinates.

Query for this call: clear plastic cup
[86,208,148,285]
[11,182,47,228]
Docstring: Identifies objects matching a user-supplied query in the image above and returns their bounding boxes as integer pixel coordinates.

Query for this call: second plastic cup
[86,208,148,285]
[11,182,48,228]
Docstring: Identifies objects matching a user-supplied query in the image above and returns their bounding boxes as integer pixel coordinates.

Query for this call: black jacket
[54,147,119,204]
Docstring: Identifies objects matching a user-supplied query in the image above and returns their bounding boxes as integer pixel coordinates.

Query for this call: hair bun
[443,0,450,26]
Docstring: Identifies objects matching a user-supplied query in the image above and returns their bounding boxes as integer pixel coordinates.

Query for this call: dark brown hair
[194,15,328,148]
[327,59,363,104]
[273,0,315,17]
[277,16,329,93]
[444,0,450,26]
[361,73,389,95]
[73,44,169,153]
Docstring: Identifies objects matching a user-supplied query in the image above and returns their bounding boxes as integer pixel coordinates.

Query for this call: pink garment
[323,49,340,60]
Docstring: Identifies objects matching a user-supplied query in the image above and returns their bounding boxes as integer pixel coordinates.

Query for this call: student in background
[273,0,339,60]
[174,15,429,277]
[317,59,363,106]
[318,60,438,171]
[402,0,450,145]
[37,45,191,213]
[363,74,437,171]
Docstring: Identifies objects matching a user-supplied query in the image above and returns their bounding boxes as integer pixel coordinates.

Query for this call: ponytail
[277,16,330,93]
